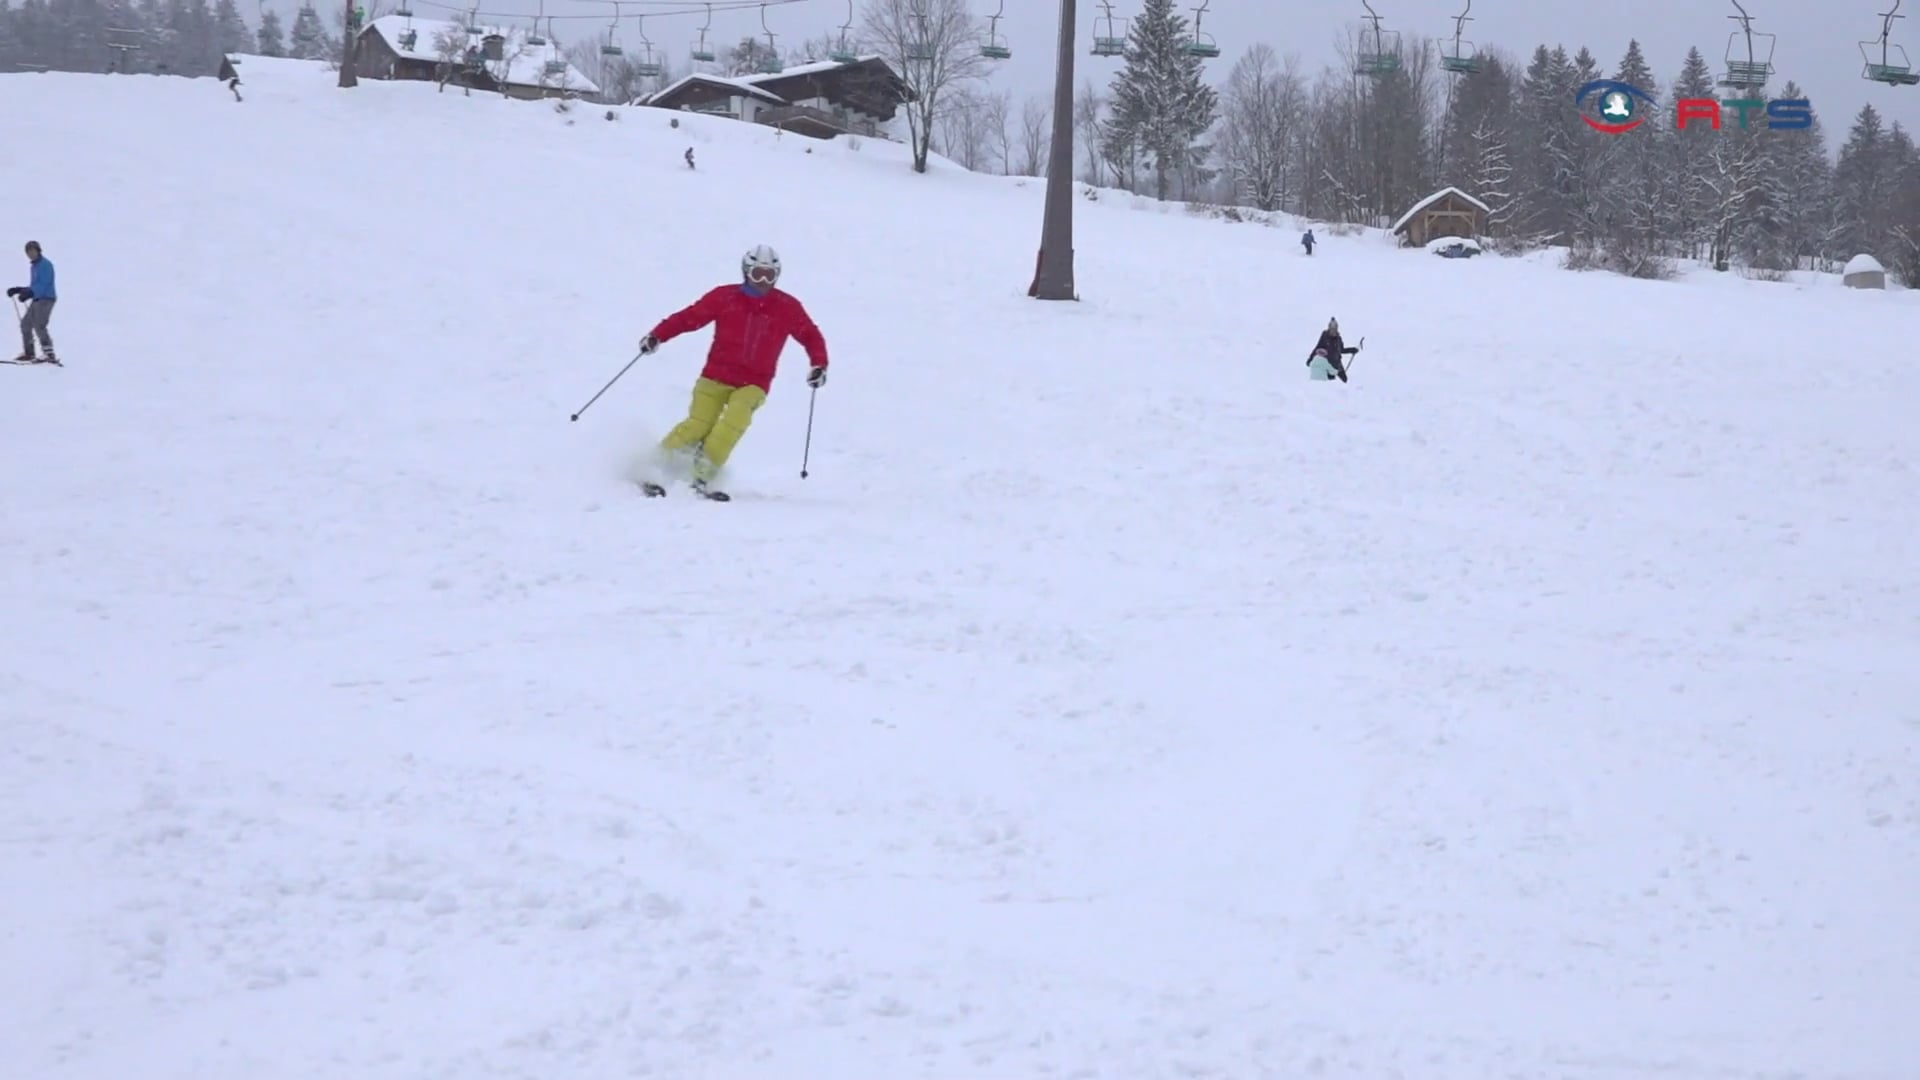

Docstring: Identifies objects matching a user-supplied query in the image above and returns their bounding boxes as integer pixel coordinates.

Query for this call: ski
[635,479,728,501]
[2,357,60,366]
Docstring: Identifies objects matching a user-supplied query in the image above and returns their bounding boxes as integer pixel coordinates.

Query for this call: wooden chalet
[1391,186,1490,247]
[645,55,913,140]
[355,15,598,100]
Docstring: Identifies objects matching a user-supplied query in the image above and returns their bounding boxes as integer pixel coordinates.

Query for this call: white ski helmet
[742,244,781,286]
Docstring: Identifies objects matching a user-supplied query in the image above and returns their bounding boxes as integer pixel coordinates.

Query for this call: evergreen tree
[212,0,246,56]
[1762,80,1833,271]
[288,1,326,61]
[1834,103,1897,258]
[1667,47,1717,261]
[1888,124,1920,284]
[1515,44,1576,240]
[256,7,284,56]
[1102,0,1219,200]
[1596,40,1669,261]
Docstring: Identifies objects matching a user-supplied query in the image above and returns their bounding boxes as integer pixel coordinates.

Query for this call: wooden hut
[1391,186,1490,247]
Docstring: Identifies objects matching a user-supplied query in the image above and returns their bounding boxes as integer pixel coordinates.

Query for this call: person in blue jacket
[7,240,56,364]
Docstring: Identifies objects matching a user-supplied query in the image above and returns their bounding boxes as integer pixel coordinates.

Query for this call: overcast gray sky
[315,0,1920,144]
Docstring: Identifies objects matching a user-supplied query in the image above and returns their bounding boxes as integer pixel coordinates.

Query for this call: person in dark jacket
[1307,317,1358,382]
[1301,229,1316,255]
[7,240,56,364]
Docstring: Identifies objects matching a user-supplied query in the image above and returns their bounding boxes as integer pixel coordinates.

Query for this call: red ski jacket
[650,284,828,393]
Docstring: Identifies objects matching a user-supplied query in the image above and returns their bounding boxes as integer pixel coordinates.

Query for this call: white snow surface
[3,58,1919,1080]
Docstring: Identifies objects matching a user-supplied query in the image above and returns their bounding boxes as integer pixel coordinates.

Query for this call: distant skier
[636,244,828,496]
[7,240,56,364]
[1307,316,1358,382]
[685,147,695,169]
[1301,228,1316,256]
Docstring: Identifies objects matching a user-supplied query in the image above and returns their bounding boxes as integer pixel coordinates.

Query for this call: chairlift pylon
[1356,0,1401,76]
[1184,0,1220,58]
[691,3,717,62]
[1718,0,1775,91]
[1439,0,1480,73]
[1091,0,1125,57]
[831,0,859,61]
[1862,0,1920,83]
[981,0,1010,59]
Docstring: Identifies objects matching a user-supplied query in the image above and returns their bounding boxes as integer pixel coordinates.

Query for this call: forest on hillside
[6,0,1918,284]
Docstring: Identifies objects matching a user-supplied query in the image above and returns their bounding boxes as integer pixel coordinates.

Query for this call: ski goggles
[746,264,778,286]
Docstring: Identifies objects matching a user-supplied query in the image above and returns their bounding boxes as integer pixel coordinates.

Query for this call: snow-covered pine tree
[288,2,328,61]
[1882,123,1920,284]
[213,0,248,58]
[1514,45,1576,242]
[1755,80,1832,272]
[1591,39,1673,274]
[1666,47,1717,263]
[1102,0,1219,201]
[257,9,287,57]
[1834,104,1899,261]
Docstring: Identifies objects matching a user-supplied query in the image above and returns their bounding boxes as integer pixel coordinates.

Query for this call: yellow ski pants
[660,376,767,481]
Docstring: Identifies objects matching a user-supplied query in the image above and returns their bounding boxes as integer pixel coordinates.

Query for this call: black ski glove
[5,287,25,300]
[807,366,827,388]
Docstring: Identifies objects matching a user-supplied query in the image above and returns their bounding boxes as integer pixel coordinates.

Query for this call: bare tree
[1216,43,1304,211]
[1017,94,1049,176]
[934,86,991,170]
[862,0,988,172]
[1074,77,1103,184]
[980,87,1011,175]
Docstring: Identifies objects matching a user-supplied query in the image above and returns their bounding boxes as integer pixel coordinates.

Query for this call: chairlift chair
[692,3,717,62]
[544,58,567,77]
[1092,1,1126,56]
[527,5,547,47]
[1184,1,1219,57]
[1862,1,1920,83]
[399,28,417,48]
[981,0,1011,58]
[830,0,859,61]
[906,9,934,61]
[757,4,783,71]
[1439,0,1480,73]
[1718,0,1774,89]
[393,2,411,16]
[1356,1,1401,75]
[631,16,661,77]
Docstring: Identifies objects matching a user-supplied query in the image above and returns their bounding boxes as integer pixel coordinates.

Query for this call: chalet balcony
[755,103,878,140]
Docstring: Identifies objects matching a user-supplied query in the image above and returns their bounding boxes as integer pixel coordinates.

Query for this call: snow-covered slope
[3,57,1917,1080]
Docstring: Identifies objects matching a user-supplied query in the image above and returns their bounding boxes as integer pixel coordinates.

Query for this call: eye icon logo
[1576,79,1655,134]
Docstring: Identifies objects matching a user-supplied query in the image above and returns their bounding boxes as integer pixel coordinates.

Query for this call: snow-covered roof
[1391,186,1491,233]
[362,15,599,95]
[645,72,787,107]
[1844,252,1885,274]
[737,54,898,85]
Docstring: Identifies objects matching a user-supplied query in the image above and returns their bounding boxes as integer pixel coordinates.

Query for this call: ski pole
[799,386,817,478]
[570,351,643,422]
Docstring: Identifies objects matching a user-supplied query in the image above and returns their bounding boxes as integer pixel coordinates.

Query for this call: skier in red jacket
[639,244,828,494]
